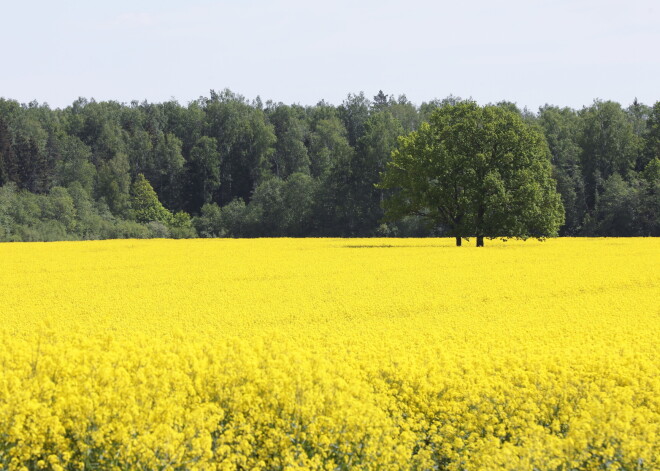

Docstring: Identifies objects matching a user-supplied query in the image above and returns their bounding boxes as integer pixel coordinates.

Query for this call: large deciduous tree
[378,102,564,246]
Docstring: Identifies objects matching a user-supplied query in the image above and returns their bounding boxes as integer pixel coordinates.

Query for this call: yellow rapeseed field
[0,238,658,470]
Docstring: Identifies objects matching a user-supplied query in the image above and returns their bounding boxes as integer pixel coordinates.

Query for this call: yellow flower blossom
[0,237,658,469]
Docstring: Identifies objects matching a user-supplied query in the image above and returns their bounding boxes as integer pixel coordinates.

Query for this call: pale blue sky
[1,0,658,110]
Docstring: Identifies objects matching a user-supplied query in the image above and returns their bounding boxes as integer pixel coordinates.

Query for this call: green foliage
[266,104,310,178]
[218,199,249,237]
[246,173,318,237]
[538,106,586,235]
[168,211,197,239]
[204,89,276,205]
[645,102,660,163]
[579,100,638,207]
[186,136,221,209]
[597,173,639,236]
[55,135,97,194]
[0,116,16,187]
[643,157,660,183]
[0,93,658,241]
[130,174,172,225]
[42,187,77,232]
[193,203,223,237]
[379,102,564,246]
[339,92,371,147]
[308,117,353,180]
[150,133,185,209]
[96,152,132,217]
[280,173,317,236]
[353,111,405,232]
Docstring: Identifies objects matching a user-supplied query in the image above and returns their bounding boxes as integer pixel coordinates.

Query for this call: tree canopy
[130,173,172,225]
[378,102,565,246]
[0,91,658,242]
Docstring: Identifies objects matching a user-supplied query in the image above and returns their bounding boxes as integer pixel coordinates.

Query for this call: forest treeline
[0,90,658,241]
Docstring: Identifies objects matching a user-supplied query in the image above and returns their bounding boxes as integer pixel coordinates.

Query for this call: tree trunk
[476,236,484,247]
[455,236,462,247]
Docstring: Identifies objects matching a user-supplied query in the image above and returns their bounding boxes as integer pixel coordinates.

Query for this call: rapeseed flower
[0,238,658,469]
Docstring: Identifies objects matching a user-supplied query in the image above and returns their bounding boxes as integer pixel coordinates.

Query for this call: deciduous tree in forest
[186,136,221,210]
[266,104,310,178]
[578,101,638,209]
[0,117,16,186]
[204,90,275,205]
[96,152,132,217]
[379,102,564,246]
[645,102,660,163]
[538,106,586,235]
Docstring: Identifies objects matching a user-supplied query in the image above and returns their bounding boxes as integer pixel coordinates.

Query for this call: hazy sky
[1,0,658,110]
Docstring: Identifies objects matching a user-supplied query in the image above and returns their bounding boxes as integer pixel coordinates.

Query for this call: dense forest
[0,90,658,241]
